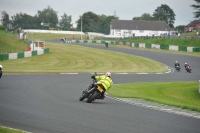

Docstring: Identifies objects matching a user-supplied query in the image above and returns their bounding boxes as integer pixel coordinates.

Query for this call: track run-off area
[0,42,200,133]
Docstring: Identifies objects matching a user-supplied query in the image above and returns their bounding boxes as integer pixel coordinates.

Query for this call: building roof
[186,20,200,27]
[111,20,173,31]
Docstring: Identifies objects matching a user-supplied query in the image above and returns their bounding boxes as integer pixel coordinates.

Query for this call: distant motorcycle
[175,66,181,72]
[186,66,192,73]
[60,38,66,43]
[79,72,105,103]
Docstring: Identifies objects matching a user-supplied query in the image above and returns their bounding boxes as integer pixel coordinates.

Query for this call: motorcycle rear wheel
[87,91,99,103]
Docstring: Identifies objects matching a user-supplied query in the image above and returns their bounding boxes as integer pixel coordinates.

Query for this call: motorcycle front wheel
[79,92,87,101]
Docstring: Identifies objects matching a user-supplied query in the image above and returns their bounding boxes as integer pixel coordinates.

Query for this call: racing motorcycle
[186,66,192,73]
[79,72,105,103]
[175,66,181,72]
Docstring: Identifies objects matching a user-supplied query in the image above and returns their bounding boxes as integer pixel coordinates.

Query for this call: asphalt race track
[0,42,200,133]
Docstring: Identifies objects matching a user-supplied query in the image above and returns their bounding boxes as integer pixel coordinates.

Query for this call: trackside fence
[0,48,50,61]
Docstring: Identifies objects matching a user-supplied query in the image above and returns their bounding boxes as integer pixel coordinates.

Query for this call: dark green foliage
[153,4,176,28]
[191,0,200,18]
[0,25,6,30]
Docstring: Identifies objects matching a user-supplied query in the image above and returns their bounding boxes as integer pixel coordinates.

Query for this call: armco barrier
[92,40,96,43]
[44,48,49,53]
[151,44,160,49]
[145,43,152,48]
[101,40,105,44]
[0,48,49,61]
[160,44,169,50]
[9,53,18,59]
[32,51,37,56]
[193,48,200,52]
[0,55,3,61]
[17,52,25,59]
[139,43,145,48]
[135,43,139,48]
[66,39,199,53]
[169,45,178,51]
[178,46,187,52]
[3,54,9,60]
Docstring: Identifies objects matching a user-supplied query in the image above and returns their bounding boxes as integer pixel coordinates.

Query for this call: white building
[110,20,174,37]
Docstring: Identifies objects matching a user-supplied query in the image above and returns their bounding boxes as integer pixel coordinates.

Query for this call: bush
[0,25,6,30]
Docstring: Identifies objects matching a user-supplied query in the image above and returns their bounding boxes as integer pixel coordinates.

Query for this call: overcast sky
[0,0,196,26]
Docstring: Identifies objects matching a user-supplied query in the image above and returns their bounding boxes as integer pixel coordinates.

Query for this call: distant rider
[184,63,190,71]
[0,64,2,78]
[175,61,180,69]
[90,72,113,99]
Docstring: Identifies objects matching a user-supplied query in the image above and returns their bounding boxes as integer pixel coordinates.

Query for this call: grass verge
[0,31,27,54]
[0,42,167,74]
[107,82,200,112]
[0,126,26,133]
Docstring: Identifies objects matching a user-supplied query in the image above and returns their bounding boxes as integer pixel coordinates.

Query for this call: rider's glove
[91,75,95,79]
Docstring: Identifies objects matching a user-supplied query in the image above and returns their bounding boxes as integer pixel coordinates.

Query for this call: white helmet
[0,65,2,69]
[175,61,178,63]
[105,72,111,77]
[185,63,187,64]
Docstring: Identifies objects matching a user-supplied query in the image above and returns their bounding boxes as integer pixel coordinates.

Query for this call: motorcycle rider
[90,72,113,99]
[175,61,180,69]
[0,64,2,78]
[184,63,191,71]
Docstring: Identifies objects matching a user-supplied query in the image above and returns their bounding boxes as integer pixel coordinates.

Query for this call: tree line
[0,6,118,35]
[1,1,200,34]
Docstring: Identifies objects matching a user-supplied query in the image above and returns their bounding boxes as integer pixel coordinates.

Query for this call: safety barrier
[0,48,49,61]
[66,40,200,52]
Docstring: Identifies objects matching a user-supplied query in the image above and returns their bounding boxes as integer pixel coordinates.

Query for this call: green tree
[59,13,72,30]
[1,11,9,29]
[153,4,176,28]
[133,13,154,20]
[174,25,185,33]
[76,11,118,34]
[191,0,200,18]
[99,15,118,34]
[11,13,35,29]
[36,6,58,29]
[76,11,99,33]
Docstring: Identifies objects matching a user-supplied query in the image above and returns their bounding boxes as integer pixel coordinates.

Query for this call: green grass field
[0,42,167,74]
[0,31,27,54]
[107,82,200,112]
